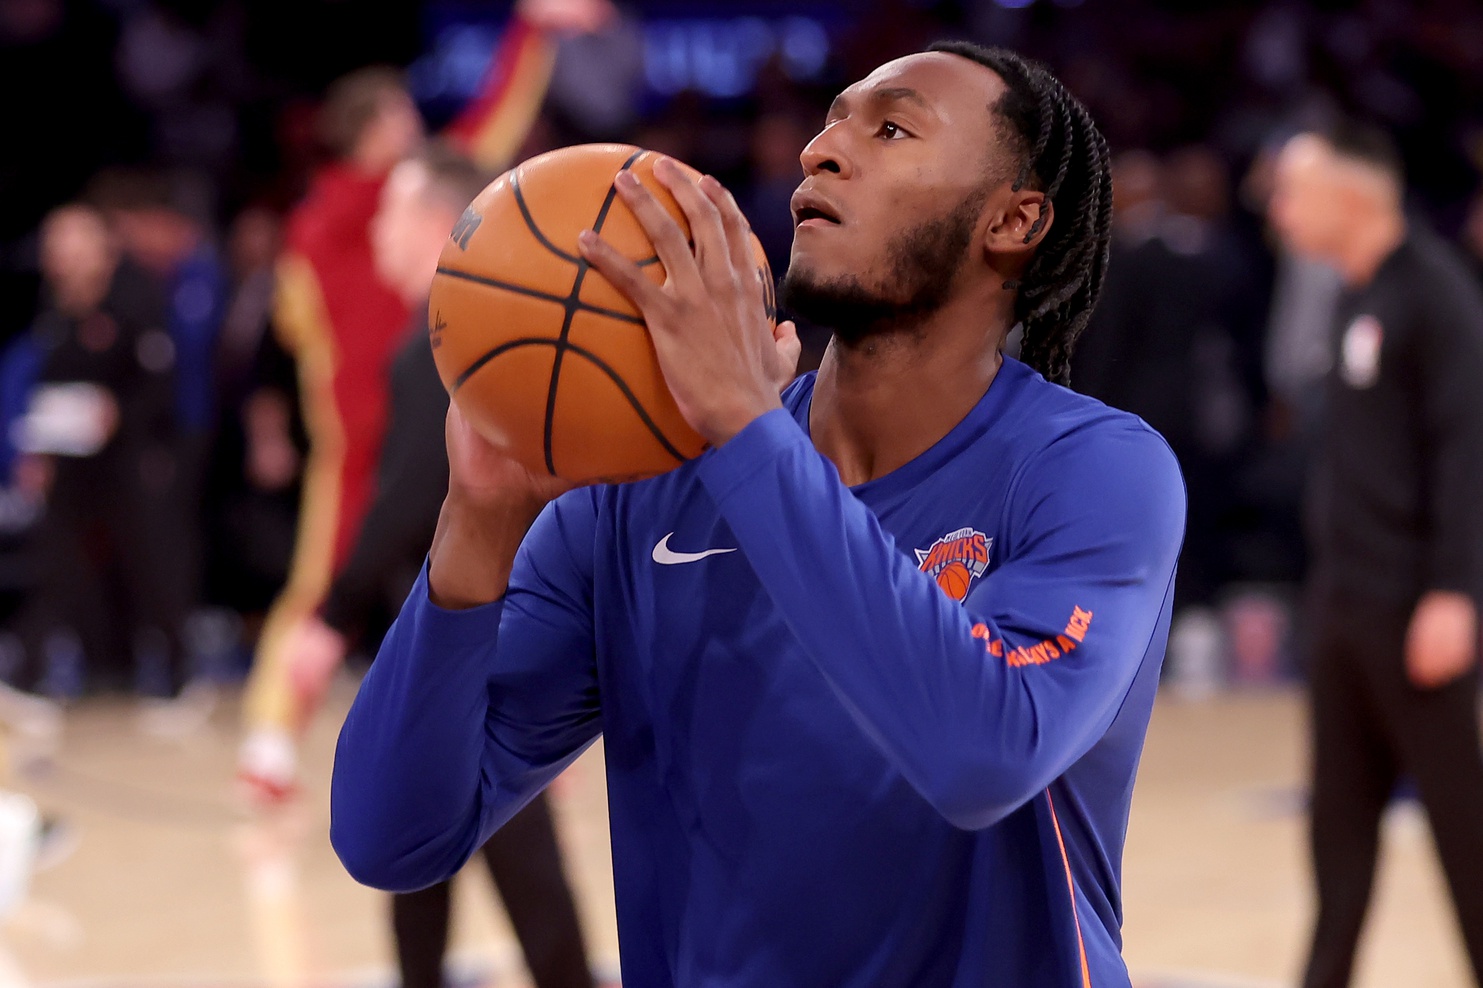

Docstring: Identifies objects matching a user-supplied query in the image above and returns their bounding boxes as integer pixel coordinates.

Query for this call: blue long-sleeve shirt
[331,357,1186,987]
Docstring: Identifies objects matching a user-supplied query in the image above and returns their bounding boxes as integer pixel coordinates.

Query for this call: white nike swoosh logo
[652,532,737,565]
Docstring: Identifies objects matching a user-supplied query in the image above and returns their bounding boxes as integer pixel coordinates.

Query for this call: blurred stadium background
[1,0,1483,986]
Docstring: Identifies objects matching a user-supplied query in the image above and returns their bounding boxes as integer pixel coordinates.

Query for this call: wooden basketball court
[0,679,1467,988]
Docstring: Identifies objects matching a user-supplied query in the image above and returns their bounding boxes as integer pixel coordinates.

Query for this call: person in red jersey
[237,0,617,804]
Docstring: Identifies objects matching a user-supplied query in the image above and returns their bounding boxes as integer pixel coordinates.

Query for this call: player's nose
[800,126,853,180]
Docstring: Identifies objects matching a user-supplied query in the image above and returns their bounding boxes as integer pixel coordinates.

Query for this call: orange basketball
[935,562,973,601]
[428,143,776,483]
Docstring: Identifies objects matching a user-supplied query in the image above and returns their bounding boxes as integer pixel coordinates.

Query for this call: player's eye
[878,120,908,140]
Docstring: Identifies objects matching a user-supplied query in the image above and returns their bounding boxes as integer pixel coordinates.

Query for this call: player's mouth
[790,190,843,229]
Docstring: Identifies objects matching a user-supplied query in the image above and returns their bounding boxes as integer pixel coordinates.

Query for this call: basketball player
[1268,124,1483,988]
[332,43,1186,987]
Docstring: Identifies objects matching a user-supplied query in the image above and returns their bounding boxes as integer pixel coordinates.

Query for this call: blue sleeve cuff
[411,560,507,648]
[696,408,811,503]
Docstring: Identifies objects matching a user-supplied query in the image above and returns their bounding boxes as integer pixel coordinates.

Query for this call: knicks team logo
[916,527,992,602]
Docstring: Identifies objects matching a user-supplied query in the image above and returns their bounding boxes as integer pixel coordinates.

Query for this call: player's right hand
[445,402,573,509]
[432,404,574,609]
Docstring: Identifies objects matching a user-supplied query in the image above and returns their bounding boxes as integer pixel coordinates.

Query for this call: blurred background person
[1268,121,1483,988]
[1072,144,1271,695]
[200,204,302,654]
[235,0,618,804]
[88,164,235,689]
[1247,139,1342,576]
[7,203,198,723]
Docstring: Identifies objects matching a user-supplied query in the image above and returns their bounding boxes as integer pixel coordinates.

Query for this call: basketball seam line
[542,147,645,476]
[450,337,687,463]
[434,266,645,325]
[511,169,661,269]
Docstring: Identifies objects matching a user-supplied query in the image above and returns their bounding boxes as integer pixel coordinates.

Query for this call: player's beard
[779,185,986,344]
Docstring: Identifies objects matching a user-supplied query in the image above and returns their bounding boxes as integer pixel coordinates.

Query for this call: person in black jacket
[1269,122,1483,988]
[282,143,595,988]
[12,203,197,711]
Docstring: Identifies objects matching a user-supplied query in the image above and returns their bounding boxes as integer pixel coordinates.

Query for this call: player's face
[781,53,1008,333]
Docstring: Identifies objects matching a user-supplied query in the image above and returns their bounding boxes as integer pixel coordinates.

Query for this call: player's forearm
[695,412,1035,825]
[698,411,1179,829]
[333,493,604,888]
[428,491,544,608]
[330,565,505,890]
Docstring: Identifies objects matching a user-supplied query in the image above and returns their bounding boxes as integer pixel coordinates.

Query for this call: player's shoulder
[998,360,1185,504]
[1004,359,1172,450]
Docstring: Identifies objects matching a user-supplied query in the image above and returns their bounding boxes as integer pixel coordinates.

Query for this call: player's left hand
[1405,590,1479,689]
[577,157,800,446]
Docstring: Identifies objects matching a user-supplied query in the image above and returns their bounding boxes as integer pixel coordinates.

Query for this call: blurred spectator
[201,206,302,649]
[87,167,229,446]
[86,166,233,676]
[7,204,206,726]
[1069,149,1165,395]
[1268,122,1483,988]
[1190,140,1329,620]
[214,207,285,422]
[0,0,139,412]
[111,0,254,185]
[1074,145,1268,686]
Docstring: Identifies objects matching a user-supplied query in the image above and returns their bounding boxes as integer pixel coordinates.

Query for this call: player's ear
[982,189,1051,263]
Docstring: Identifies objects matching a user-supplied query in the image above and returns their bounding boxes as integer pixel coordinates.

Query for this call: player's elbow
[330,813,465,892]
[330,813,412,890]
[919,758,1040,831]
[332,836,405,891]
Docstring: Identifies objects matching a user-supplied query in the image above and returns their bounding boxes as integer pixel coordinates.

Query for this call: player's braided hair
[925,41,1112,387]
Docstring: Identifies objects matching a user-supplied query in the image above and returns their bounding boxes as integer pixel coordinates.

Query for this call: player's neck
[809,297,1008,487]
